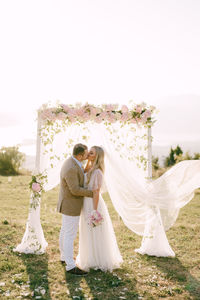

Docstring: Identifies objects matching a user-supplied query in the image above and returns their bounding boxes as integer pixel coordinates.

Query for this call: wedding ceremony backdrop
[14,102,200,258]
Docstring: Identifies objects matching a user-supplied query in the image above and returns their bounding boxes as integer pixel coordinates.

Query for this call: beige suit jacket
[57,157,93,216]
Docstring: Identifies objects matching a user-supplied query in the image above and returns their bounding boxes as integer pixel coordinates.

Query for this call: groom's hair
[73,143,87,156]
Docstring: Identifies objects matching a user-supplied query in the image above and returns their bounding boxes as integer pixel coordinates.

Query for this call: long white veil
[103,144,200,256]
[15,119,200,256]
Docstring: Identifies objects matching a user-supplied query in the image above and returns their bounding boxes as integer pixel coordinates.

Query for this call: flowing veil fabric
[15,120,200,256]
[99,125,200,256]
[103,146,200,256]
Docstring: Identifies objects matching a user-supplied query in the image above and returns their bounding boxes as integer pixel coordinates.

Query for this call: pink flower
[81,112,90,121]
[32,182,41,193]
[94,116,103,123]
[141,114,148,123]
[68,115,76,123]
[105,104,116,111]
[57,112,66,120]
[121,112,129,121]
[40,109,57,121]
[121,105,129,113]
[99,111,107,119]
[76,108,85,117]
[88,210,104,227]
[141,110,151,123]
[106,112,117,123]
[130,118,137,124]
[115,112,122,120]
[144,109,151,118]
[135,105,143,113]
[68,108,77,116]
[61,104,70,113]
[90,107,98,116]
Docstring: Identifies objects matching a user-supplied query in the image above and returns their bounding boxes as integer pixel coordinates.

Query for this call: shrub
[0,146,25,176]
[152,155,160,170]
[164,145,183,167]
[193,152,200,160]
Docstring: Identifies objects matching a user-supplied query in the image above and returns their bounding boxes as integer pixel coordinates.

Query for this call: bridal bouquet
[88,210,104,227]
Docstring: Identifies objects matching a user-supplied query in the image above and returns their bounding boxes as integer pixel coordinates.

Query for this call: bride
[76,146,123,272]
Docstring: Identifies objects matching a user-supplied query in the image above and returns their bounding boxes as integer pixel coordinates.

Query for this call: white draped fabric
[14,194,48,254]
[14,120,200,257]
[104,150,200,256]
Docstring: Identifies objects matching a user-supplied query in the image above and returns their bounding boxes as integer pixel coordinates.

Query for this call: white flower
[5,290,10,297]
[14,273,22,278]
[0,282,5,286]
[21,292,30,296]
[40,289,46,295]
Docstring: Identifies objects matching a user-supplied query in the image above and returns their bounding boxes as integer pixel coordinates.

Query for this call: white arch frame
[14,106,153,254]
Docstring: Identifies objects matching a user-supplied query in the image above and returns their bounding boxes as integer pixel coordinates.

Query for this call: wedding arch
[14,102,155,253]
[14,102,200,257]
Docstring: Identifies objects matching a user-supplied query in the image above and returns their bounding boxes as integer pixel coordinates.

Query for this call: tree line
[152,145,200,178]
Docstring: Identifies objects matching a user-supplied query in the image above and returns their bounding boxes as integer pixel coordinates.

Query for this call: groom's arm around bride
[57,145,93,216]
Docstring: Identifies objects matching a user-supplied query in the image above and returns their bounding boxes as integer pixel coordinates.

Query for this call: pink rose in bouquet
[32,182,41,193]
[88,210,104,227]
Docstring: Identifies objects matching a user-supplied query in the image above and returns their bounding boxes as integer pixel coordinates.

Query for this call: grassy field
[0,175,200,300]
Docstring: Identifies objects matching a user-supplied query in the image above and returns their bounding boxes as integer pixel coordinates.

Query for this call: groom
[57,143,93,275]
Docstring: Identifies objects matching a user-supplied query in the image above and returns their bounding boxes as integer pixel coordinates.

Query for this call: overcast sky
[0,0,200,154]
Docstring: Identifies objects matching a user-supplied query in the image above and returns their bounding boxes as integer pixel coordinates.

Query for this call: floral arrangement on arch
[29,173,47,209]
[37,101,157,171]
[39,102,156,126]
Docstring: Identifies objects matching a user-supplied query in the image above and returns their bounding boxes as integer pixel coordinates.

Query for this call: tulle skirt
[76,195,123,272]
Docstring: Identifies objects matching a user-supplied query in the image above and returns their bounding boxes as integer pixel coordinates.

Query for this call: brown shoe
[67,267,88,276]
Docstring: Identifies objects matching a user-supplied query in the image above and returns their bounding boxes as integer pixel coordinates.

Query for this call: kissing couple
[57,143,123,275]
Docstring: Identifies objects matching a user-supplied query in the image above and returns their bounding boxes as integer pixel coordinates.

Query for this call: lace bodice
[86,169,103,190]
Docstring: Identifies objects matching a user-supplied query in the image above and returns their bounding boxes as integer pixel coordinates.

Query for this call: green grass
[0,175,200,299]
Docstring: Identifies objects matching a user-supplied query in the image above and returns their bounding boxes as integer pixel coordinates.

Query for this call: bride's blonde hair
[87,146,105,184]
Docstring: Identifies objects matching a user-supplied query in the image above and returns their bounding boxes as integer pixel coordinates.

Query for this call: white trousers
[59,214,80,271]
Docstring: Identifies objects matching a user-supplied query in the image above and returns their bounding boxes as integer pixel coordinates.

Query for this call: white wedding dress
[76,169,123,272]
